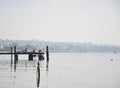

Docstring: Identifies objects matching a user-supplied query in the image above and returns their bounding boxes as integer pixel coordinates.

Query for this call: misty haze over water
[0,39,120,53]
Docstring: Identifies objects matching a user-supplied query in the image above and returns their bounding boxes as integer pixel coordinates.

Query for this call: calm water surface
[0,53,120,88]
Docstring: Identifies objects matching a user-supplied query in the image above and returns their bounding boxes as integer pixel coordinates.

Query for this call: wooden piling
[46,46,49,61]
[37,62,40,87]
[0,46,45,63]
[46,46,49,72]
[14,46,18,62]
[14,46,16,71]
[38,54,41,60]
[11,47,13,67]
[29,53,33,61]
[38,54,44,60]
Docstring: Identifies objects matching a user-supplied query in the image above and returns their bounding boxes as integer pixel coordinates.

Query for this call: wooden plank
[0,53,13,54]
[0,52,44,54]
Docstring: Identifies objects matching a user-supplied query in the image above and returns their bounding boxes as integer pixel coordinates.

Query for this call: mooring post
[14,46,18,62]
[38,54,44,60]
[14,46,18,71]
[38,50,44,60]
[46,46,49,61]
[14,46,16,64]
[11,47,13,67]
[14,46,16,71]
[37,62,40,87]
[29,53,33,61]
[38,53,41,60]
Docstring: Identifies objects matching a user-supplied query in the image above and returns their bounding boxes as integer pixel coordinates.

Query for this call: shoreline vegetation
[0,39,120,53]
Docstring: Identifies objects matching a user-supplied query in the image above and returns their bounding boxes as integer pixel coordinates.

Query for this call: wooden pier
[0,46,49,85]
[0,52,44,55]
[0,46,49,61]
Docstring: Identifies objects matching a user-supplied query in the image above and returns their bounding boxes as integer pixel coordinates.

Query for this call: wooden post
[14,46,18,62]
[14,46,16,71]
[46,46,49,61]
[38,54,44,60]
[29,53,33,61]
[37,62,40,87]
[45,46,49,71]
[11,47,13,67]
[38,54,41,60]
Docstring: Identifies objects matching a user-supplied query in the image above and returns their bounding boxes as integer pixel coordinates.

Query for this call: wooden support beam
[28,53,33,61]
[46,46,49,61]
[0,52,44,54]
[14,46,18,61]
[11,47,13,67]
[37,62,40,87]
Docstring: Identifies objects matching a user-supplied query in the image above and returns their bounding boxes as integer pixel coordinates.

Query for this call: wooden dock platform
[0,46,49,72]
[0,52,44,55]
[0,46,49,61]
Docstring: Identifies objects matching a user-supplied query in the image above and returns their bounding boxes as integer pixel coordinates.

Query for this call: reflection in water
[11,53,13,69]
[46,61,49,72]
[46,60,49,88]
[14,59,16,72]
[0,55,50,88]
[1,53,120,88]
[14,59,18,72]
[9,69,16,86]
[10,59,41,87]
[13,75,16,85]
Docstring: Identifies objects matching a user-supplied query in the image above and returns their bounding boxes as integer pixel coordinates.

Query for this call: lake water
[0,53,120,88]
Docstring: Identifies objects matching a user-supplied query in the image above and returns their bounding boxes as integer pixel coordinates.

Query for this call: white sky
[0,0,120,45]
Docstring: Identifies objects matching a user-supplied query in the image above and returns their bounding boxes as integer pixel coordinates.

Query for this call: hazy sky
[0,0,120,45]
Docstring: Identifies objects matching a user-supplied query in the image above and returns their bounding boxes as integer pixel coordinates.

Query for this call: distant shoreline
[0,39,120,53]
